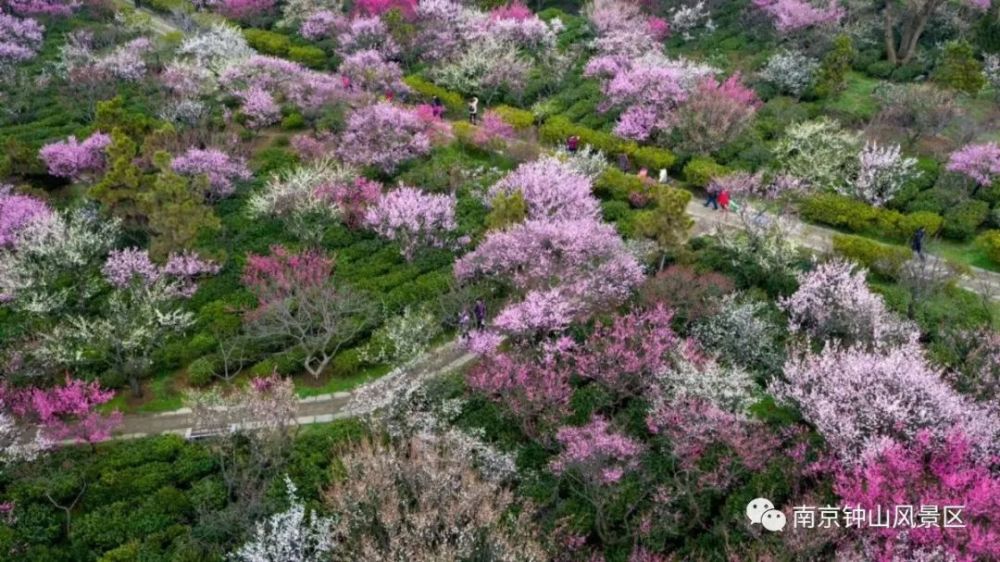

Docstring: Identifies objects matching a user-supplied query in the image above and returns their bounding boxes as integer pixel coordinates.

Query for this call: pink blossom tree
[9,377,123,446]
[236,86,281,129]
[337,102,432,173]
[486,157,600,221]
[171,147,252,199]
[299,10,343,40]
[6,0,80,16]
[674,72,760,154]
[242,246,377,377]
[38,131,111,180]
[354,0,417,18]
[751,0,842,33]
[550,415,643,486]
[0,186,51,249]
[315,176,382,229]
[0,13,44,67]
[217,0,276,23]
[776,342,1000,462]
[834,430,1000,562]
[364,186,457,261]
[337,49,407,94]
[336,16,400,58]
[472,110,516,147]
[779,259,917,349]
[947,142,1000,195]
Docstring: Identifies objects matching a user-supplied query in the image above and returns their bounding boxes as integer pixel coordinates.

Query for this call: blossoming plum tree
[364,186,457,261]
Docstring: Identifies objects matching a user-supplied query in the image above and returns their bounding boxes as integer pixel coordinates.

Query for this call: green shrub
[832,234,910,279]
[976,230,1000,265]
[942,200,989,240]
[800,193,943,240]
[281,112,306,130]
[934,40,985,94]
[682,157,727,187]
[631,146,676,171]
[403,75,464,114]
[243,29,291,56]
[252,147,299,175]
[492,105,534,129]
[331,348,362,376]
[594,168,643,201]
[539,116,635,156]
[146,0,191,14]
[186,356,216,387]
[249,358,279,377]
[288,45,327,68]
[866,60,895,78]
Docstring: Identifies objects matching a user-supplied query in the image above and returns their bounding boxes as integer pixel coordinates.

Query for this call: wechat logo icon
[746,498,786,532]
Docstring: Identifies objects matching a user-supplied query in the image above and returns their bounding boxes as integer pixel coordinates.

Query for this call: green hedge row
[403,75,465,116]
[539,116,676,171]
[977,230,1000,266]
[800,193,943,241]
[832,234,912,279]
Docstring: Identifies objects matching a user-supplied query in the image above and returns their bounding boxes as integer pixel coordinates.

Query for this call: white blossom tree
[230,476,335,562]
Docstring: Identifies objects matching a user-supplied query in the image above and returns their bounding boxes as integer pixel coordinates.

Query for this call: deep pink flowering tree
[0,186,51,249]
[9,377,122,446]
[315,177,382,229]
[834,430,1000,562]
[646,16,670,40]
[337,102,432,173]
[364,186,457,260]
[489,2,533,21]
[472,110,516,147]
[752,0,842,33]
[779,259,917,349]
[487,157,600,221]
[549,415,643,486]
[0,13,44,67]
[776,342,1000,462]
[243,246,333,308]
[947,142,1000,192]
[38,131,111,180]
[337,49,406,94]
[217,0,276,23]
[674,72,760,153]
[467,340,574,439]
[171,147,252,199]
[354,0,417,18]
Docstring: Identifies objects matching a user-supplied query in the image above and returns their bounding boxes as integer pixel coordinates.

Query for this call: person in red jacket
[718,189,731,212]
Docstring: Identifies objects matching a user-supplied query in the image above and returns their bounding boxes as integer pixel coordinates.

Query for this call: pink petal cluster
[103,248,220,297]
[834,430,1000,561]
[0,13,44,65]
[315,176,382,229]
[364,186,457,260]
[337,102,432,173]
[946,142,1000,187]
[473,110,516,146]
[487,157,599,221]
[171,147,252,199]
[6,0,79,16]
[243,245,334,307]
[299,9,344,40]
[217,0,276,22]
[222,55,351,119]
[338,49,407,94]
[550,415,643,485]
[38,131,111,180]
[776,342,1000,462]
[752,0,843,32]
[587,0,660,58]
[0,186,51,249]
[354,0,417,18]
[7,377,122,445]
[336,15,400,58]
[489,2,533,21]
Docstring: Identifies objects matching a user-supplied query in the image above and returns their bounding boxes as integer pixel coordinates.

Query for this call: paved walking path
[113,341,476,440]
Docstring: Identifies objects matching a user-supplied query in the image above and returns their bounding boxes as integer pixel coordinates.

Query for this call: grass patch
[100,373,187,415]
[821,72,882,124]
[931,238,1000,273]
[294,363,393,398]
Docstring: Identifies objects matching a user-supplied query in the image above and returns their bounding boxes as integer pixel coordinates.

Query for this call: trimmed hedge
[682,157,727,188]
[632,145,676,171]
[538,116,676,170]
[976,230,1000,265]
[832,234,911,279]
[800,193,943,241]
[403,75,465,115]
[493,105,535,129]
[243,28,292,56]
[942,200,989,241]
[288,45,327,69]
[594,168,644,202]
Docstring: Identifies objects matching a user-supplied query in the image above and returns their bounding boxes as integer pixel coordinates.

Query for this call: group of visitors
[704,184,732,212]
[458,298,487,339]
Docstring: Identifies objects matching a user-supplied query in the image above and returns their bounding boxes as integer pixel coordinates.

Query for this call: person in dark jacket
[911,226,926,261]
[473,298,486,329]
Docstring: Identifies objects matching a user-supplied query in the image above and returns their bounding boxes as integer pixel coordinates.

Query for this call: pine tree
[90,129,146,226]
[935,40,985,95]
[141,152,220,258]
[814,35,855,98]
[635,186,694,270]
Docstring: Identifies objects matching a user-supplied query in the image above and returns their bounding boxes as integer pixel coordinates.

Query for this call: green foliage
[141,153,220,258]
[90,129,145,224]
[492,105,535,129]
[942,200,990,240]
[186,356,216,387]
[145,0,192,14]
[634,187,694,260]
[631,146,676,172]
[976,230,1000,265]
[934,40,985,94]
[252,147,300,175]
[800,193,943,241]
[594,168,643,201]
[403,75,465,115]
[244,28,292,56]
[485,191,528,230]
[832,234,911,279]
[280,112,306,130]
[330,348,362,377]
[814,35,855,98]
[288,45,327,69]
[539,116,636,157]
[682,157,727,187]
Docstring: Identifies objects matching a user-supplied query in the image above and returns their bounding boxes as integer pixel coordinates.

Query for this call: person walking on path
[431,96,444,118]
[473,298,486,330]
[617,152,630,172]
[468,97,479,124]
[566,135,579,153]
[718,189,730,213]
[704,183,719,210]
[911,226,926,261]
[658,168,668,184]
[458,308,471,339]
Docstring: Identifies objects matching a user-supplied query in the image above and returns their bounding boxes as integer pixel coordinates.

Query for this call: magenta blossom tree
[337,102,432,173]
[0,186,51,249]
[487,157,600,221]
[550,415,644,486]
[364,186,457,261]
[472,111,516,147]
[834,430,1000,562]
[217,0,276,23]
[38,131,111,180]
[947,142,1000,194]
[675,72,760,153]
[315,177,382,229]
[354,0,417,18]
[9,377,122,446]
[171,147,252,199]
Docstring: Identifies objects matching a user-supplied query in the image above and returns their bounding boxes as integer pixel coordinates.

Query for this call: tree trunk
[898,0,943,64]
[129,373,142,398]
[884,4,898,65]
